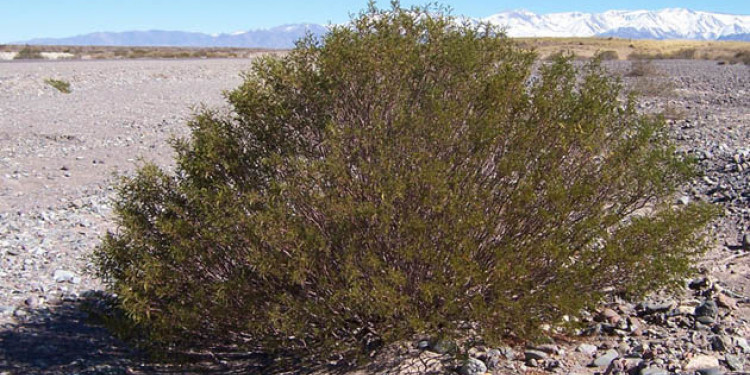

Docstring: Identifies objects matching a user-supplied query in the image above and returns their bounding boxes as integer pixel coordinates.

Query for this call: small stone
[716,294,737,310]
[640,300,675,315]
[735,337,750,353]
[590,349,619,367]
[599,308,621,324]
[428,339,457,355]
[525,350,548,361]
[695,300,719,318]
[689,277,711,290]
[577,343,598,356]
[485,349,502,369]
[416,340,430,350]
[696,368,723,375]
[640,367,668,375]
[711,335,732,352]
[53,269,76,283]
[685,355,720,372]
[697,315,716,325]
[527,358,538,367]
[534,344,560,355]
[13,308,27,318]
[743,234,750,251]
[24,296,39,308]
[499,346,515,361]
[725,354,744,372]
[459,358,487,375]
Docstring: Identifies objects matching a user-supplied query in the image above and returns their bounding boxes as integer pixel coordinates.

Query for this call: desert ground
[0,56,748,374]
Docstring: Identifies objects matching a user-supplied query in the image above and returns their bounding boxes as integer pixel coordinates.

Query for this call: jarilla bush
[95,2,718,365]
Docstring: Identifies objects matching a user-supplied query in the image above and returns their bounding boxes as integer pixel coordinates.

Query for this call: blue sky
[3,0,748,43]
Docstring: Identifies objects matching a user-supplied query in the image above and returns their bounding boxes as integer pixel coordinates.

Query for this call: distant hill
[13,9,750,48]
[718,32,750,41]
[18,24,328,49]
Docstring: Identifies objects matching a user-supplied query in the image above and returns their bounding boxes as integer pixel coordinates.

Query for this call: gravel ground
[0,58,748,374]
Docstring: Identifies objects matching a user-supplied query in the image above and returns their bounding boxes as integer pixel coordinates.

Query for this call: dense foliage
[95,2,716,363]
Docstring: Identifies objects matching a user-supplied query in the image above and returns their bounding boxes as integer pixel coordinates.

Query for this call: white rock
[53,269,76,283]
[684,355,720,371]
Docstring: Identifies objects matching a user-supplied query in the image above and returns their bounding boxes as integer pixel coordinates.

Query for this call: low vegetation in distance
[44,78,72,93]
[516,37,750,63]
[1,37,747,63]
[0,44,284,60]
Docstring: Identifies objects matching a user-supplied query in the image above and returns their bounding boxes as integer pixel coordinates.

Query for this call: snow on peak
[481,8,750,39]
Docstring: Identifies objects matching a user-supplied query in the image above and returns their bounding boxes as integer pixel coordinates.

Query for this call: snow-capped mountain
[13,8,750,48]
[482,8,750,40]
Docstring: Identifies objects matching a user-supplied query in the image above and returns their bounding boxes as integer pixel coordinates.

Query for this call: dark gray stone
[711,335,732,352]
[696,368,723,375]
[695,300,719,318]
[525,349,548,361]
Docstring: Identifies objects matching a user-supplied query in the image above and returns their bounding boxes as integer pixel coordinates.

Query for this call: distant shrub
[626,59,659,77]
[729,50,750,65]
[631,78,676,97]
[628,48,697,61]
[44,78,71,93]
[597,50,619,60]
[14,45,43,59]
[660,103,687,121]
[95,2,717,366]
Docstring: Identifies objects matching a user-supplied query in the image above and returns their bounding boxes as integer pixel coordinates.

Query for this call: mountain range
[15,8,750,49]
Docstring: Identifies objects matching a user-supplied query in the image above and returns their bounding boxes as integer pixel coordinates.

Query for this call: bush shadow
[0,291,275,374]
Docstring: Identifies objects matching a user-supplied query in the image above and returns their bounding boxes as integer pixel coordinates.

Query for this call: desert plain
[0,51,749,374]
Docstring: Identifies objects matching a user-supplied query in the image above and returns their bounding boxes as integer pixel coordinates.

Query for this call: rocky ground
[0,58,747,374]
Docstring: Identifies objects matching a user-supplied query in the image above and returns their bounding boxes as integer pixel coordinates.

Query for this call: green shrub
[95,2,717,365]
[44,78,71,93]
